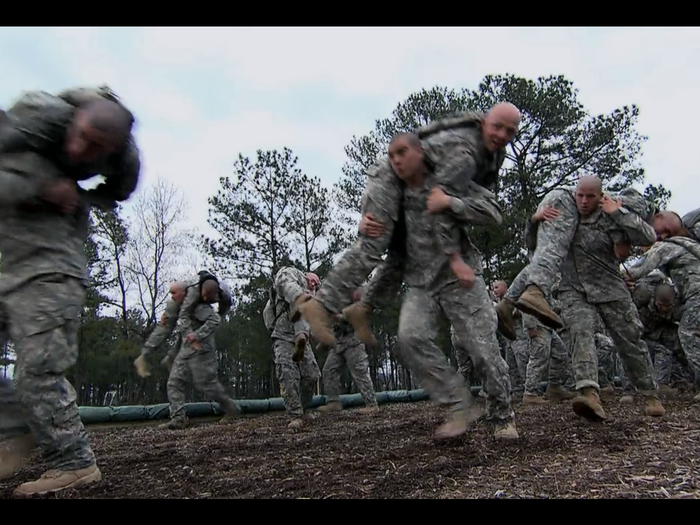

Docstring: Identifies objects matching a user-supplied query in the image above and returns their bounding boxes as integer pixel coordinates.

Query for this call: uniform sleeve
[192,309,221,341]
[0,153,53,207]
[175,285,200,336]
[624,242,683,281]
[274,267,307,305]
[445,181,503,226]
[608,207,656,246]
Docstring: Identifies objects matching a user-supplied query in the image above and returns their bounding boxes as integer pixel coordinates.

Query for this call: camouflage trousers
[166,348,237,422]
[362,252,404,308]
[648,340,694,387]
[0,275,95,471]
[507,340,527,396]
[322,340,377,407]
[397,277,513,423]
[273,339,321,418]
[523,327,570,395]
[595,332,618,388]
[677,298,700,389]
[559,290,656,392]
[315,167,403,315]
[505,189,578,301]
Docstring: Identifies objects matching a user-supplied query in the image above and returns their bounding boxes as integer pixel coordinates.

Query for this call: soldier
[554,176,664,421]
[379,132,518,441]
[622,211,700,400]
[317,290,378,415]
[133,281,187,377]
[269,267,322,429]
[0,95,138,495]
[295,104,521,346]
[0,86,140,211]
[595,329,619,395]
[158,279,238,429]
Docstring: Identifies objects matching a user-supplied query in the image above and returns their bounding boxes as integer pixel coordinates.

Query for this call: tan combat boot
[157,419,187,430]
[287,418,305,429]
[495,300,517,340]
[342,302,377,347]
[357,405,379,415]
[658,384,677,396]
[292,333,307,362]
[514,285,564,330]
[643,394,665,417]
[0,435,35,480]
[619,394,634,404]
[523,394,549,405]
[134,355,151,377]
[494,421,519,440]
[13,464,102,497]
[296,297,335,345]
[599,385,616,396]
[317,401,343,413]
[545,384,576,401]
[572,387,607,421]
[433,410,469,440]
[217,400,240,425]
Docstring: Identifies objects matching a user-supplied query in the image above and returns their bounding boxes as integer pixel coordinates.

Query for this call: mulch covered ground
[2,390,699,499]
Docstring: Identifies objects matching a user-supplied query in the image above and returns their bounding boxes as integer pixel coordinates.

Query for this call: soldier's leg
[505,344,524,399]
[345,252,405,346]
[343,345,378,411]
[523,328,551,402]
[318,347,344,413]
[558,290,607,421]
[649,341,674,386]
[187,351,238,420]
[594,333,616,393]
[162,352,191,428]
[300,169,403,343]
[4,276,100,496]
[297,343,321,416]
[272,339,306,426]
[441,278,518,439]
[0,376,34,480]
[546,330,576,400]
[396,288,475,440]
[677,301,700,398]
[598,299,664,416]
[497,190,578,334]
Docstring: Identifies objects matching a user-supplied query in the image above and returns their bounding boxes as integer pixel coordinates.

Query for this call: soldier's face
[492,282,506,298]
[170,287,185,302]
[65,112,121,164]
[388,138,424,181]
[655,299,673,313]
[481,115,518,151]
[652,214,675,240]
[575,185,601,216]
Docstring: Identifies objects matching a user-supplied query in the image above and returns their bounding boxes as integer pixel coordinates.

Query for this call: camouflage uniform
[271,267,321,425]
[161,283,238,428]
[0,152,100,492]
[595,330,618,389]
[394,169,516,438]
[624,237,700,391]
[507,309,528,397]
[319,315,377,411]
[557,192,662,419]
[1,87,140,210]
[305,113,505,344]
[140,298,182,367]
[521,312,572,397]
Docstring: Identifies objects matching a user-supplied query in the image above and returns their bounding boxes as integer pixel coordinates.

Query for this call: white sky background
[0,26,698,378]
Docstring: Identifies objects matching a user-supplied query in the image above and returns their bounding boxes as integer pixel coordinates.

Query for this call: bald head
[306,272,320,292]
[388,132,425,183]
[652,211,684,240]
[574,175,603,216]
[492,280,508,298]
[481,102,520,151]
[201,279,219,303]
[170,281,187,303]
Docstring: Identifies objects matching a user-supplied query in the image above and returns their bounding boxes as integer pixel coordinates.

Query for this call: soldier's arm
[192,309,221,341]
[79,138,141,210]
[607,206,657,246]
[274,267,307,305]
[0,157,52,207]
[444,182,503,226]
[623,242,682,281]
[424,130,481,188]
[175,286,200,337]
[141,301,179,353]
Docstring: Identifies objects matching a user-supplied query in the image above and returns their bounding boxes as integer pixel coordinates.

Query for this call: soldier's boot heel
[317,401,343,413]
[642,393,665,417]
[342,302,377,347]
[514,285,564,330]
[572,387,607,421]
[297,298,335,346]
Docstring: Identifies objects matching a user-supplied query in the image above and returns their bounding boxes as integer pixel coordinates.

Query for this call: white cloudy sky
[1,26,699,236]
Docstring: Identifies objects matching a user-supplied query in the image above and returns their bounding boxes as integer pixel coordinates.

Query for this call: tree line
[0,74,673,407]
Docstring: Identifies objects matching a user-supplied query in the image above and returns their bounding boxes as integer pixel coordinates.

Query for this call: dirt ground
[2,390,699,499]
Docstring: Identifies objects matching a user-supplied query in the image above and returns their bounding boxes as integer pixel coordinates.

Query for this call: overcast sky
[1,26,698,236]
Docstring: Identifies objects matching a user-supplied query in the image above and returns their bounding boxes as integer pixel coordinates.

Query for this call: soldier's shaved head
[652,211,685,240]
[80,99,134,142]
[388,132,425,182]
[481,102,520,151]
[390,132,422,148]
[492,280,508,298]
[170,281,187,302]
[654,283,675,304]
[201,279,219,303]
[574,175,603,216]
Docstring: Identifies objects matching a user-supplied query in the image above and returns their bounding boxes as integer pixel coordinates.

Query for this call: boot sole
[13,468,102,497]
[514,299,564,329]
[572,399,606,421]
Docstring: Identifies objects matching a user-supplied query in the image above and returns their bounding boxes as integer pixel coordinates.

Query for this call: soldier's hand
[160,313,168,326]
[134,355,151,378]
[600,195,622,214]
[359,213,384,238]
[450,256,475,289]
[426,187,451,213]
[160,355,173,371]
[532,205,559,222]
[42,178,80,214]
[191,340,202,351]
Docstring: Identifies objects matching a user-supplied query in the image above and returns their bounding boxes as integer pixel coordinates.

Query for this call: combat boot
[0,435,35,480]
[495,300,517,340]
[572,387,607,421]
[157,418,187,430]
[433,410,469,440]
[218,400,240,425]
[287,418,305,429]
[643,394,665,417]
[619,394,634,404]
[296,297,335,345]
[134,355,151,377]
[357,405,379,415]
[599,385,616,396]
[523,394,549,405]
[292,333,307,362]
[12,464,102,497]
[545,384,576,401]
[342,302,377,347]
[317,401,343,413]
[514,285,564,330]
[658,384,677,396]
[494,421,519,440]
